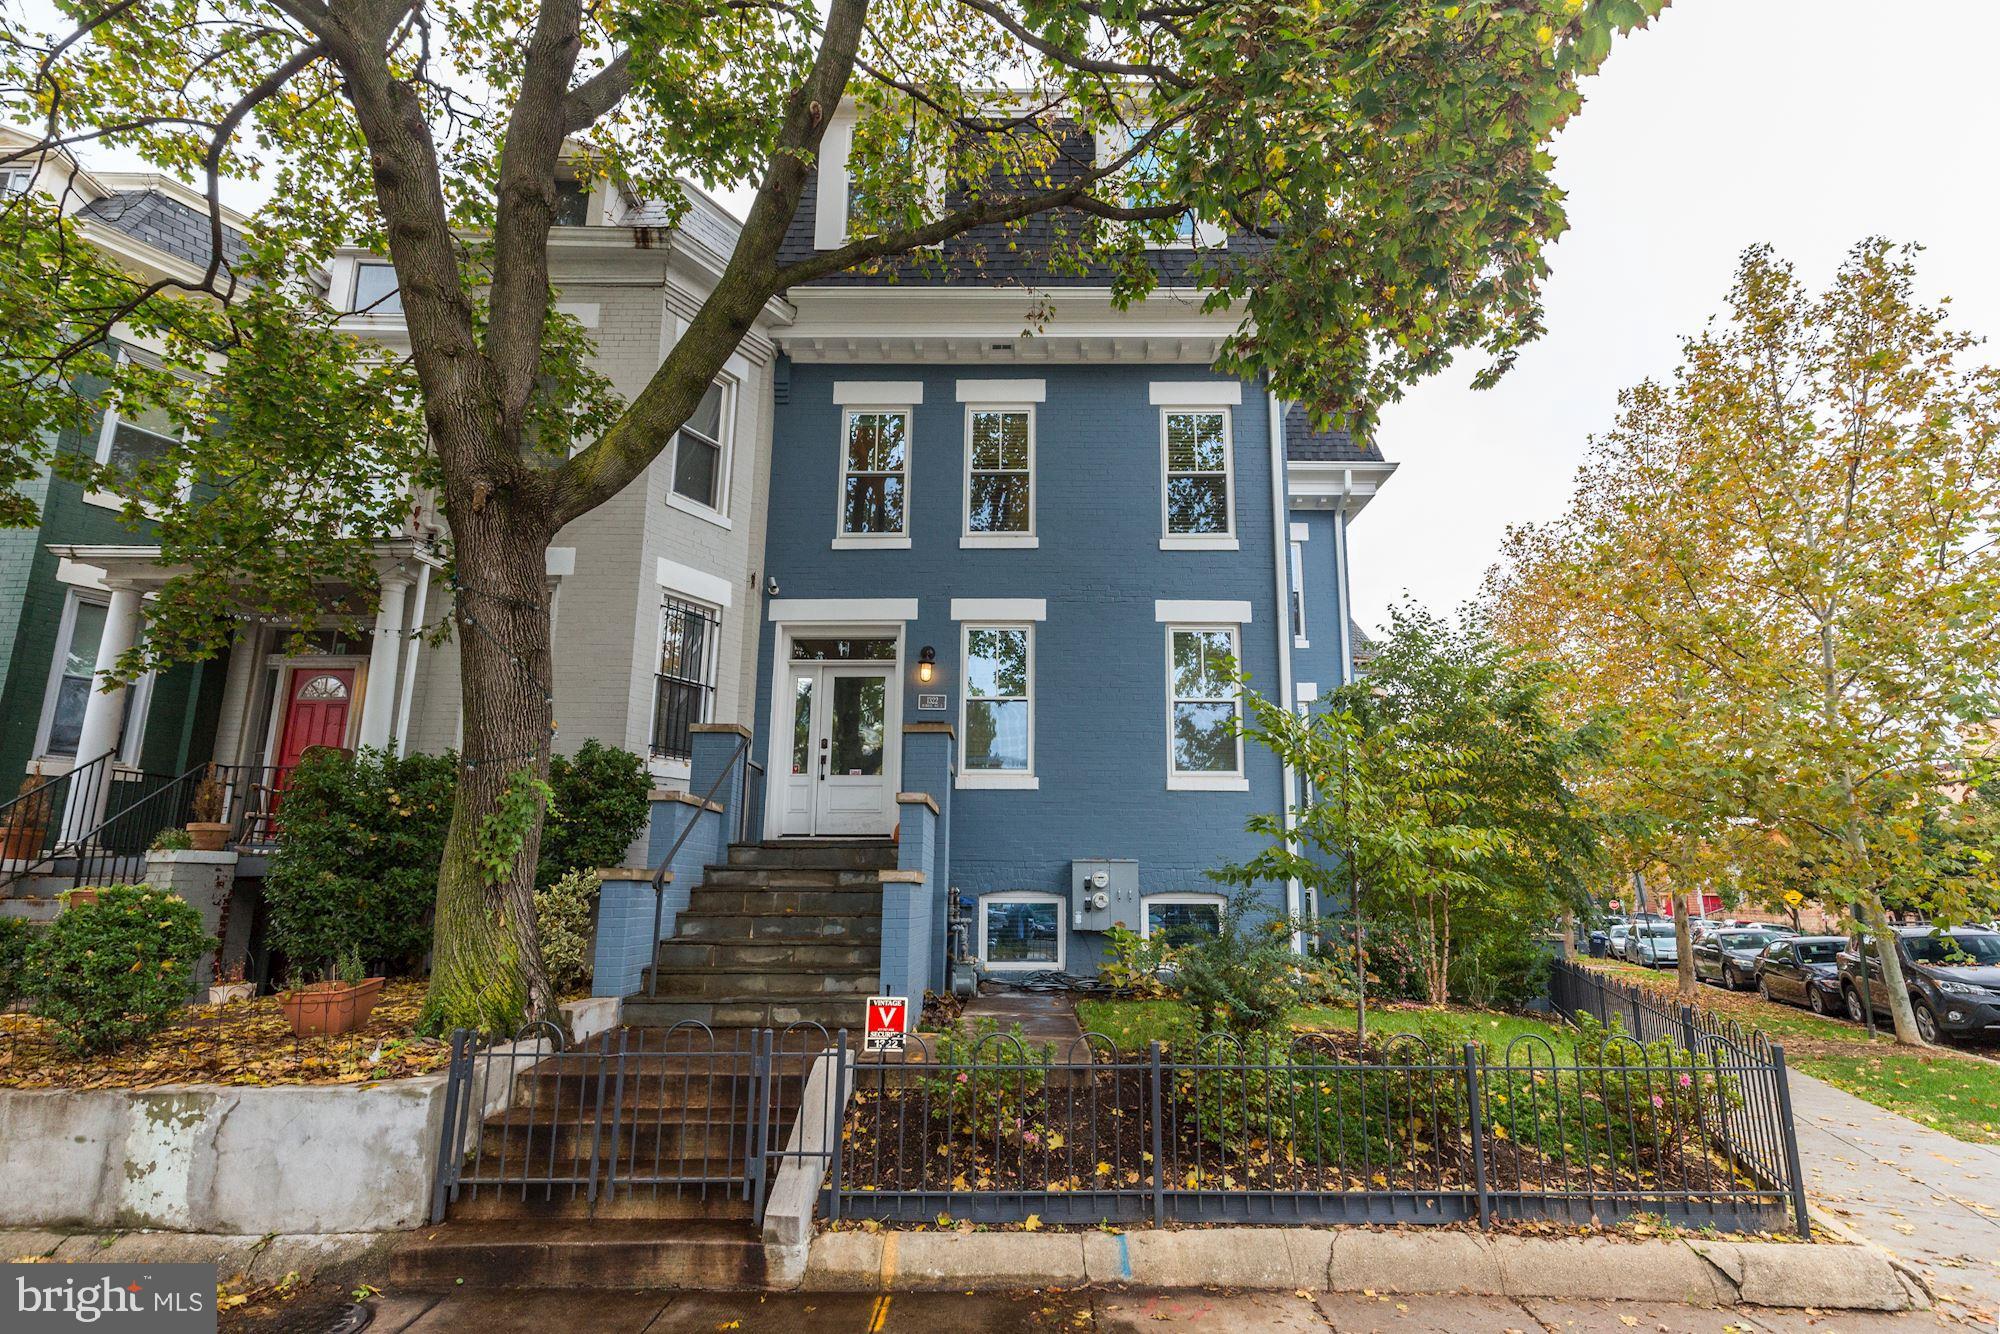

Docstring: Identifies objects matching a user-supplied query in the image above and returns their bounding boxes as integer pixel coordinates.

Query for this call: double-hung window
[1288,537,1308,647]
[960,624,1034,787]
[89,348,190,509]
[670,380,731,515]
[1166,624,1245,789]
[37,591,151,762]
[838,408,911,544]
[964,408,1034,543]
[1161,408,1235,548]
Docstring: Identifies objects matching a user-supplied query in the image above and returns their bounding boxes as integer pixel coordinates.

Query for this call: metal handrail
[0,750,115,893]
[66,760,210,889]
[647,733,752,998]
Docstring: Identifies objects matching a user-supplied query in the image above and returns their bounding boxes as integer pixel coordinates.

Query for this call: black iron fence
[430,1021,846,1225]
[67,763,208,888]
[831,1018,1810,1236]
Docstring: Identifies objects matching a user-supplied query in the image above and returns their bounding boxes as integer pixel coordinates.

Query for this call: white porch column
[356,574,410,751]
[61,584,144,841]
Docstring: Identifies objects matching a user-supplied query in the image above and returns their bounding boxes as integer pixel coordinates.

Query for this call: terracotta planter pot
[279,977,385,1037]
[62,887,100,909]
[208,981,256,1005]
[1,818,48,862]
[184,822,231,852]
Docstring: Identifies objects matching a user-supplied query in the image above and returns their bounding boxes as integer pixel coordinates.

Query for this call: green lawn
[1577,957,2000,1144]
[1081,980,2000,1145]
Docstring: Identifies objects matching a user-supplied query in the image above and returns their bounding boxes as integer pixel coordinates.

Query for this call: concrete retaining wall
[0,997,618,1235]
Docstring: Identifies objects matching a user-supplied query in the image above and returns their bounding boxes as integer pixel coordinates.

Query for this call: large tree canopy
[1488,241,2000,1043]
[0,0,1668,1031]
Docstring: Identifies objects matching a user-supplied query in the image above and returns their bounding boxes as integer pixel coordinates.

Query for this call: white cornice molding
[1286,460,1399,517]
[778,286,1241,364]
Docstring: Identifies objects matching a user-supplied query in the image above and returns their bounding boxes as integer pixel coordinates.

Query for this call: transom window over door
[1162,409,1233,543]
[962,626,1032,783]
[965,408,1032,537]
[671,381,730,513]
[840,409,909,538]
[1167,625,1244,787]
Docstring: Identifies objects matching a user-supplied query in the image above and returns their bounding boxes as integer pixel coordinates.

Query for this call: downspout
[394,561,431,758]
[1332,486,1354,685]
[1267,391,1302,952]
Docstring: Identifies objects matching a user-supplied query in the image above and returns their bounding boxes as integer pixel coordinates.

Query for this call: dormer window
[349,262,402,315]
[552,179,590,227]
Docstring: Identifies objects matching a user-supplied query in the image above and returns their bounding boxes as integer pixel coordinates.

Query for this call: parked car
[1605,923,1632,960]
[1838,927,2000,1044]
[1589,917,1628,959]
[1692,926,1788,990]
[1754,936,1846,1014]
[1624,918,1679,968]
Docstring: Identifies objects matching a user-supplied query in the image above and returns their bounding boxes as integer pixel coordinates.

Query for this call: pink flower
[1022,1131,1041,1146]
[1676,1073,1692,1089]
[956,1073,969,1084]
[1650,1094,1664,1109]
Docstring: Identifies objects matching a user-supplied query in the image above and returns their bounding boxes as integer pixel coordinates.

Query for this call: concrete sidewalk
[1787,1068,2000,1322]
[353,1288,1948,1333]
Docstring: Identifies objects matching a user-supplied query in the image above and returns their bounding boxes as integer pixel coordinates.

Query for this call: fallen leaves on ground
[0,982,448,1089]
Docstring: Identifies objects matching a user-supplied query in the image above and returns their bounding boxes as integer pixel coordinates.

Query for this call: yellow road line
[865,1294,892,1332]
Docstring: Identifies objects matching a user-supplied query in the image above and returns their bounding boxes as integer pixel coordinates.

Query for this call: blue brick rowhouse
[740,105,1397,990]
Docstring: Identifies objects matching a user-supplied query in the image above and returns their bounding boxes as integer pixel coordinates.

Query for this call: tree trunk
[1674,890,1696,1001]
[418,500,562,1037]
[1857,886,1925,1046]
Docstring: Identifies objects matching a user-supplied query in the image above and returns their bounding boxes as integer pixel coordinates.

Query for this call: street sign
[1783,890,1804,908]
[864,996,909,1053]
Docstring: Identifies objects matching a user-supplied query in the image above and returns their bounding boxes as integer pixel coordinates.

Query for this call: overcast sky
[1342,0,2000,632]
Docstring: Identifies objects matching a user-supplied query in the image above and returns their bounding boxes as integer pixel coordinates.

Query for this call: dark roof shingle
[79,189,249,273]
[1284,403,1384,464]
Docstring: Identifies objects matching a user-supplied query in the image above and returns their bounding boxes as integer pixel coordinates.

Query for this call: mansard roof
[79,187,250,274]
[1284,404,1384,464]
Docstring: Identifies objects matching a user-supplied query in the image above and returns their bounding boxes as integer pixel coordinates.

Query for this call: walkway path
[1788,1067,2000,1322]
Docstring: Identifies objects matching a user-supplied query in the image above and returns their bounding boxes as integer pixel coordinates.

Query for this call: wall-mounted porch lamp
[917,645,937,684]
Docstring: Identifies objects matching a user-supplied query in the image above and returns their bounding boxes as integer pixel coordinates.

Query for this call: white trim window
[669,379,734,516]
[837,406,912,545]
[348,261,402,315]
[36,591,152,763]
[0,167,34,196]
[959,623,1035,789]
[1141,893,1226,943]
[95,349,183,482]
[1166,623,1246,790]
[962,405,1035,545]
[1160,408,1236,549]
[978,891,1065,971]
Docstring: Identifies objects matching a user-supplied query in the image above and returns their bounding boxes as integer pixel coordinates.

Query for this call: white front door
[776,661,894,837]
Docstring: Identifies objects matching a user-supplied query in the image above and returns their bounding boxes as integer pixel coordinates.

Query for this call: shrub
[1172,902,1299,1040]
[29,885,214,1055]
[1098,925,1177,998]
[0,916,34,1008]
[149,826,193,852]
[1448,929,1554,1010]
[535,868,600,995]
[264,746,456,977]
[540,741,650,890]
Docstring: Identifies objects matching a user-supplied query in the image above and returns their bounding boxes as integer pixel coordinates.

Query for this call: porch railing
[207,763,295,852]
[0,750,115,893]
[65,761,210,889]
[647,732,752,998]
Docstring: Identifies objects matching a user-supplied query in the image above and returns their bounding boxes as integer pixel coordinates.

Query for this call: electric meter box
[1070,859,1140,932]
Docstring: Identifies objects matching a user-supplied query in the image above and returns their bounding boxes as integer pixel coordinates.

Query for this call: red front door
[277,667,355,768]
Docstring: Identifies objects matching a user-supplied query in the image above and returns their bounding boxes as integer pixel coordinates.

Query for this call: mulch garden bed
[839,1027,1753,1202]
[0,981,451,1090]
